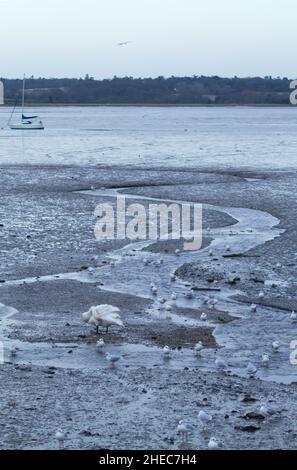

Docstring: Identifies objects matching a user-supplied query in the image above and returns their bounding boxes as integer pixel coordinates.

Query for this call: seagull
[208,437,220,450]
[105,352,121,368]
[198,410,212,429]
[246,362,257,378]
[226,245,231,252]
[200,313,208,322]
[291,311,297,323]
[165,303,172,312]
[55,430,65,450]
[250,304,257,314]
[151,287,158,296]
[82,305,124,334]
[175,249,181,256]
[10,347,18,358]
[163,346,171,359]
[258,291,265,299]
[194,341,203,356]
[117,41,132,47]
[261,353,270,368]
[215,358,227,372]
[96,338,105,352]
[272,341,280,353]
[170,274,176,282]
[276,262,282,269]
[260,404,277,424]
[185,291,193,300]
[202,296,209,305]
[171,293,177,301]
[177,420,195,442]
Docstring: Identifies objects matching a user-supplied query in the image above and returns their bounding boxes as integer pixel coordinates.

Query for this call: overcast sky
[1,0,295,78]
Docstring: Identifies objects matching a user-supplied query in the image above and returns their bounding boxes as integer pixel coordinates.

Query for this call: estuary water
[0,105,296,169]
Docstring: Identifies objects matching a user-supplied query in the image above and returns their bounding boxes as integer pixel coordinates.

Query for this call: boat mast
[22,74,25,117]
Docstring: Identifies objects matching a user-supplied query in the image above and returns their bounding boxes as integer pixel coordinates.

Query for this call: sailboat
[9,76,44,130]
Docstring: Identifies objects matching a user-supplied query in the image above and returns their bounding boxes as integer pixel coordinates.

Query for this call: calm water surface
[0,106,296,169]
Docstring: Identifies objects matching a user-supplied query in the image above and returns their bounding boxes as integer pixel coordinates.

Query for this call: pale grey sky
[1,0,295,78]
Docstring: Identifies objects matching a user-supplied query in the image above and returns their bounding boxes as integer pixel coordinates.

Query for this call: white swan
[82,305,124,334]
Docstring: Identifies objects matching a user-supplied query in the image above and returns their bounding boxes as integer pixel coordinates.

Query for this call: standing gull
[261,353,270,368]
[55,431,65,450]
[198,410,212,430]
[208,437,220,450]
[177,420,195,442]
[105,352,122,368]
[194,341,203,356]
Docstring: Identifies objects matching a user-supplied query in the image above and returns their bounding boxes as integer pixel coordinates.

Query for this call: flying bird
[117,41,132,47]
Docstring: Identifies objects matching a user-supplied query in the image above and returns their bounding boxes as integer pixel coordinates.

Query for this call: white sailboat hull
[8,76,45,130]
[9,121,44,130]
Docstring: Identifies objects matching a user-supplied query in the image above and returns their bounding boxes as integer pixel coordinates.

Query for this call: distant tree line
[0,75,292,105]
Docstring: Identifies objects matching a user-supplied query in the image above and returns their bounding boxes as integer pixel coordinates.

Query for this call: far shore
[0,103,294,108]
